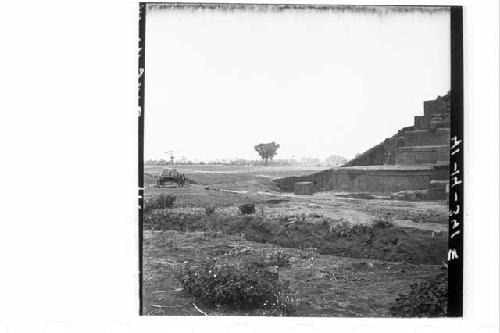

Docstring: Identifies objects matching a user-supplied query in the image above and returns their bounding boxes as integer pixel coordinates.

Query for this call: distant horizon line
[144,155,350,162]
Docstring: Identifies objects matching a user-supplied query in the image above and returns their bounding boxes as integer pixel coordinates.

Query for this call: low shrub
[322,218,371,237]
[143,209,205,231]
[389,269,448,317]
[179,260,297,314]
[223,247,289,268]
[322,217,346,234]
[144,194,176,212]
[299,246,319,259]
[360,227,375,245]
[373,213,394,228]
[205,205,216,216]
[239,204,256,215]
[251,248,290,267]
[269,250,291,267]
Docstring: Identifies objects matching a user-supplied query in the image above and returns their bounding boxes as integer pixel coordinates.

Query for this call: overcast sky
[144,6,450,161]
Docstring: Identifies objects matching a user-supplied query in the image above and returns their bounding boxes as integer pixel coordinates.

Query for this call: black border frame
[448,5,464,317]
[138,3,464,317]
[138,2,146,316]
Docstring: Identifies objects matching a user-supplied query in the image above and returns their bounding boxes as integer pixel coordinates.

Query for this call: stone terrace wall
[395,145,449,165]
[275,166,435,194]
[404,128,450,147]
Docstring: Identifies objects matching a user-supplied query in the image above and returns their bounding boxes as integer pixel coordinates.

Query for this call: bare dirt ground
[142,165,448,316]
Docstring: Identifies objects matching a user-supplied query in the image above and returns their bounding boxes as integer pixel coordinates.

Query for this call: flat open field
[142,164,448,316]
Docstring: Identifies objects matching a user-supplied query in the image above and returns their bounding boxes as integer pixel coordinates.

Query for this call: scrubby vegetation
[373,213,394,228]
[143,208,206,231]
[204,204,216,216]
[144,194,176,213]
[142,206,446,265]
[179,258,297,315]
[389,268,448,317]
[239,203,256,215]
[252,248,291,267]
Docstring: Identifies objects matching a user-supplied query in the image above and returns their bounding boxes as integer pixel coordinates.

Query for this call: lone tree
[254,142,280,165]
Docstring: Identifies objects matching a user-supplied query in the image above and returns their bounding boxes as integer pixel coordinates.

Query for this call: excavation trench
[144,210,447,265]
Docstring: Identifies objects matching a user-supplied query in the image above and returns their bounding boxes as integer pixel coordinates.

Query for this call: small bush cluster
[322,218,372,237]
[239,204,256,215]
[320,219,375,246]
[205,204,216,216]
[144,194,176,213]
[179,260,297,314]
[223,247,291,268]
[389,269,448,317]
[299,246,319,259]
[268,250,290,267]
[254,249,290,267]
[360,228,375,246]
[143,209,205,231]
[322,217,342,233]
[373,213,394,228]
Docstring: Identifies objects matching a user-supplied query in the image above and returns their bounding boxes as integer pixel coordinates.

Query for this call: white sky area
[144,8,450,162]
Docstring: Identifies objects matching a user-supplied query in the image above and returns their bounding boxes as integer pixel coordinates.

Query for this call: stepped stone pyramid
[346,92,450,168]
[276,93,451,200]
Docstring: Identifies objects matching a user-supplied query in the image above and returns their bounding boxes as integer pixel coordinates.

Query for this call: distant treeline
[145,155,347,167]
